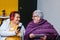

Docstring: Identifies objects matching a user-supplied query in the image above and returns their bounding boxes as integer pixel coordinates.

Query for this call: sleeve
[21,25,25,40]
[0,30,16,37]
[43,24,59,40]
[0,20,16,37]
[21,25,25,35]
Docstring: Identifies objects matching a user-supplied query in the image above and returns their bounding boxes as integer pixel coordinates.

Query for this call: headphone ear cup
[10,16,14,20]
[10,12,15,20]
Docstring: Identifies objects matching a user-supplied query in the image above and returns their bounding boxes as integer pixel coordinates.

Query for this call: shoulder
[0,19,10,30]
[27,21,33,26]
[19,22,25,28]
[1,19,10,26]
[2,19,10,23]
[19,22,23,26]
[26,21,33,29]
[43,19,54,28]
[44,19,52,25]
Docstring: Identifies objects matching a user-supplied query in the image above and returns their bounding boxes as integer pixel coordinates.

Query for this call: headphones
[10,12,15,20]
[10,11,19,20]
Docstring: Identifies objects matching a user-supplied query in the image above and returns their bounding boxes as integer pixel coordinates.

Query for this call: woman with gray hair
[24,10,58,40]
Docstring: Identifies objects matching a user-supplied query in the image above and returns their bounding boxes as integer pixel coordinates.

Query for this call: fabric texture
[0,19,25,40]
[24,19,59,40]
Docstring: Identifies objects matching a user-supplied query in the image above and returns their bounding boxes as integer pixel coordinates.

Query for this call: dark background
[18,0,37,27]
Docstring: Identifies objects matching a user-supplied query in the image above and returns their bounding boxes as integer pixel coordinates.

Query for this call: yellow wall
[0,0,18,16]
[0,0,18,24]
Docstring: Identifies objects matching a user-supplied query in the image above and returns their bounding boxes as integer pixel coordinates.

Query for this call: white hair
[33,10,44,18]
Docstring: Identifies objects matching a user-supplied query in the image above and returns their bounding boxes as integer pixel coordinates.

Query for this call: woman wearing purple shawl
[24,10,59,40]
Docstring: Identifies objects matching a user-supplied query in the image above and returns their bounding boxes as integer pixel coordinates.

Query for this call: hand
[15,29,20,34]
[29,33,35,38]
[41,35,47,40]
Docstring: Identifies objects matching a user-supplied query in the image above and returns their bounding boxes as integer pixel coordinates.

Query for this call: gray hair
[33,10,44,18]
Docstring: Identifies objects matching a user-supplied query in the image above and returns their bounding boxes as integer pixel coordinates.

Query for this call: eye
[33,16,38,17]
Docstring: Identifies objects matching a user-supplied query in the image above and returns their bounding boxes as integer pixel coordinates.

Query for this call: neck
[33,20,40,23]
[33,19,41,24]
[11,20,18,26]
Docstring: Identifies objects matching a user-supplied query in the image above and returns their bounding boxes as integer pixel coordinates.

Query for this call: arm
[21,25,25,40]
[0,20,16,37]
[21,25,25,35]
[43,24,59,40]
[0,30,16,37]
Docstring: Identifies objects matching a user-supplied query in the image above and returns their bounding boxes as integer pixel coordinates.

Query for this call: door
[18,0,37,27]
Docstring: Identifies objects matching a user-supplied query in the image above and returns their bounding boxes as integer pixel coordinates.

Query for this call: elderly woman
[24,10,59,40]
[0,11,25,40]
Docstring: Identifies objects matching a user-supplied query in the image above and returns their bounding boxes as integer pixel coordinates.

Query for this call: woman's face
[13,13,20,24]
[32,13,40,23]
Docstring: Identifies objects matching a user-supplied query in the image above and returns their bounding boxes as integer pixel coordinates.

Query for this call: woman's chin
[15,22,19,24]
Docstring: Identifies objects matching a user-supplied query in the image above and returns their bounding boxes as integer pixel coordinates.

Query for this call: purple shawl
[24,19,59,40]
